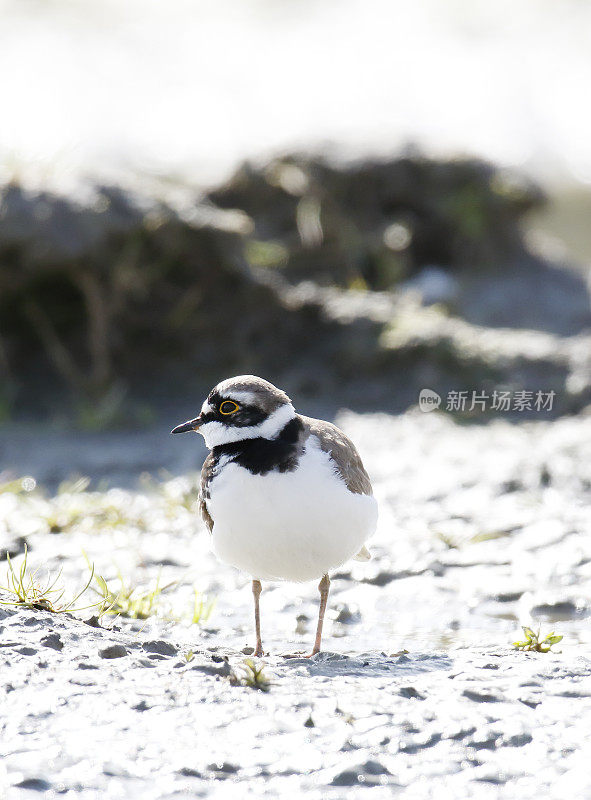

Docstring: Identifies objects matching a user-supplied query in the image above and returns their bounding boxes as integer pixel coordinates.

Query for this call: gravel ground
[1,409,591,799]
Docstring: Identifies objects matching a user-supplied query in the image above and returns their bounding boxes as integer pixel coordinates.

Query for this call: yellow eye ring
[219,400,239,415]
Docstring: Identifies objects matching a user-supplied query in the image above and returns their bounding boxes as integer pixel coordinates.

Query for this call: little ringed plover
[172,375,377,657]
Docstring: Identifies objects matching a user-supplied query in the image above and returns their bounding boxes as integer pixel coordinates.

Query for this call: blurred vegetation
[91,571,214,625]
[0,155,545,421]
[0,182,292,419]
[0,469,200,539]
[0,472,215,626]
[212,156,542,289]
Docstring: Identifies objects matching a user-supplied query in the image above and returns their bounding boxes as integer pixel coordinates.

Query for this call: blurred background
[0,0,590,484]
[1,5,591,772]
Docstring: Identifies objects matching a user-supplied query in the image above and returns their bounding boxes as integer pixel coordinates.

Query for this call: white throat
[199,403,296,449]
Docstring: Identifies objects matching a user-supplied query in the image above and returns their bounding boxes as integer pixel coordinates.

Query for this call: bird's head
[171,375,295,449]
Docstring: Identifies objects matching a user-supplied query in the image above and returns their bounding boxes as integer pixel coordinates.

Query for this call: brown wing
[199,451,215,533]
[299,415,373,496]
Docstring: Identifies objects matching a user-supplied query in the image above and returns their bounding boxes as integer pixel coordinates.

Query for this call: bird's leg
[310,573,330,656]
[252,579,263,657]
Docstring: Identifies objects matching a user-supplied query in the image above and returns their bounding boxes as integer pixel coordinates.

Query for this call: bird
[171,375,377,657]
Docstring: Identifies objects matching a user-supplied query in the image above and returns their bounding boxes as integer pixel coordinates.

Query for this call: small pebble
[99,644,128,659]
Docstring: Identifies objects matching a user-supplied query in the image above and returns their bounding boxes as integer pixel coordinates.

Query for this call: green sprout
[230,658,272,692]
[88,558,215,626]
[513,626,563,653]
[190,589,216,625]
[91,570,175,620]
[0,545,96,614]
[184,650,195,663]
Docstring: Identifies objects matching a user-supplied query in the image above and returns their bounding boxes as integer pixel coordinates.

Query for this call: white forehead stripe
[221,390,257,405]
[199,403,296,449]
[202,391,266,414]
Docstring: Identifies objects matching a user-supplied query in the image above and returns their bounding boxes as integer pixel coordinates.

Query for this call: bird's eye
[219,400,239,415]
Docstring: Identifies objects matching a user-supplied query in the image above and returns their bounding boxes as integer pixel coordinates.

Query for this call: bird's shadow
[277,650,452,678]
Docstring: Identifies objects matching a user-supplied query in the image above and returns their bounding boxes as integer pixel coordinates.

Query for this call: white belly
[206,437,378,582]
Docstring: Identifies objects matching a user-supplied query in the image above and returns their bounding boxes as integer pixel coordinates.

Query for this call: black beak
[170,415,202,435]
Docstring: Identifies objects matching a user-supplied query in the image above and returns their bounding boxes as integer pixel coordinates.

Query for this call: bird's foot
[282,650,320,659]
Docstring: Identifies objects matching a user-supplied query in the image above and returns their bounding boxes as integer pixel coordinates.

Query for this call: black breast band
[211,416,304,477]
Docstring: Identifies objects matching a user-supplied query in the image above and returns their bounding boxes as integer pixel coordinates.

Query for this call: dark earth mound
[1,156,589,422]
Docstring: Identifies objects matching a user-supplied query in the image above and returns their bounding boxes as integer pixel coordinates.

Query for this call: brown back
[299,415,373,496]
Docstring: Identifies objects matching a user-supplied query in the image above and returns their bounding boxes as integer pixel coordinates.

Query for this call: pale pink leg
[252,579,263,657]
[310,574,330,656]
